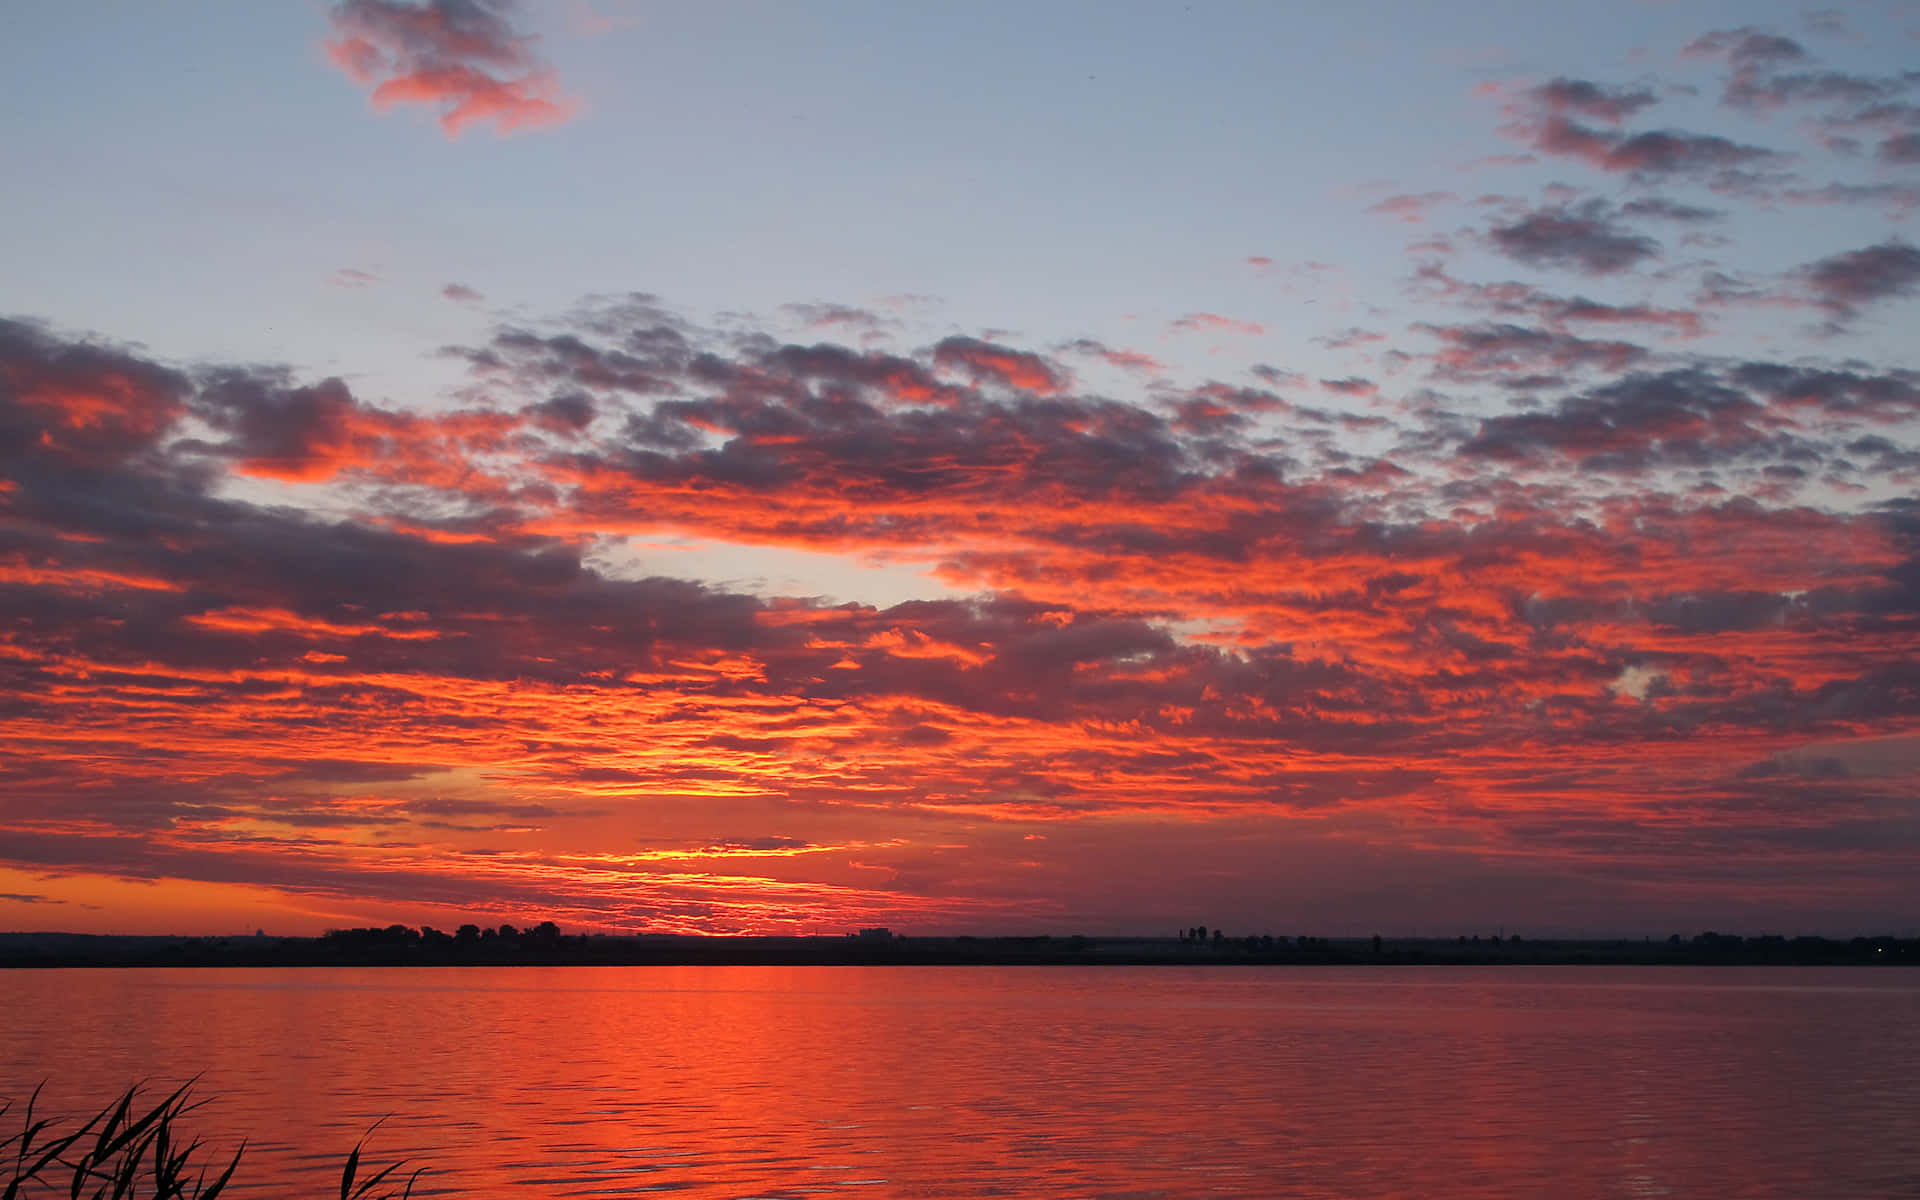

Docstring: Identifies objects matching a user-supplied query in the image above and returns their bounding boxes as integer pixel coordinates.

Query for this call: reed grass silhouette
[2,1081,420,1199]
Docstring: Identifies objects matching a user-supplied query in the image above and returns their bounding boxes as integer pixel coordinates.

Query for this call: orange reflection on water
[3,966,1917,1199]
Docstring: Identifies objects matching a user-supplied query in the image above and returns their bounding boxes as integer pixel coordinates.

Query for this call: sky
[2,1,1918,938]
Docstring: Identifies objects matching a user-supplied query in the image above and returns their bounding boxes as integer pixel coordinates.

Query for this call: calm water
[3,966,1918,1198]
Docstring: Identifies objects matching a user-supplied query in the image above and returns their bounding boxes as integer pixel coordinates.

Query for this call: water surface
[4,966,1917,1198]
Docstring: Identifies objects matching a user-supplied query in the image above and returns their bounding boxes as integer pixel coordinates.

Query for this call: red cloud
[324,0,579,138]
[0,318,188,466]
[5,301,1920,936]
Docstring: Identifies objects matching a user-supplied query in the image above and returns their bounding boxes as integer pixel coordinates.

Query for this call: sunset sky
[3,0,1918,937]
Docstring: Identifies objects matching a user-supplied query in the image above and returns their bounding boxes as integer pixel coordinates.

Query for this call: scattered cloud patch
[1318,376,1379,397]
[1528,76,1661,124]
[1493,72,1787,183]
[1484,199,1662,275]
[1683,26,1920,164]
[1796,239,1920,322]
[1315,328,1386,351]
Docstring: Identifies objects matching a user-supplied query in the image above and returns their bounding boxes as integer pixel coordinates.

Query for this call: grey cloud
[1798,240,1920,320]
[1485,200,1662,275]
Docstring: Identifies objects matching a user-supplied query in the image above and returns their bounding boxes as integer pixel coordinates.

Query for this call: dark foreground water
[3,966,1917,1198]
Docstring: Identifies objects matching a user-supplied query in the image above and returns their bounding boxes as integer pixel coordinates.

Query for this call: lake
[3,966,1917,1198]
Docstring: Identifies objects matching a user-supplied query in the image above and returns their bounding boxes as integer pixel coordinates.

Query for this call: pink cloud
[1365,192,1459,224]
[931,336,1068,394]
[324,0,580,138]
[1170,313,1266,337]
[1060,339,1164,374]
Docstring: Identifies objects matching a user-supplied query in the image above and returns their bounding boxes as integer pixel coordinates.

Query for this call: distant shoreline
[3,930,1915,969]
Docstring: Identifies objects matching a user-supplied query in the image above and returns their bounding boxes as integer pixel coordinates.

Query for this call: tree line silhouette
[2,924,1915,968]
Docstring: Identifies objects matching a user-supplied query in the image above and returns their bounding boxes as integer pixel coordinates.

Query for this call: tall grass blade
[347,1157,410,1200]
[95,1080,197,1163]
[338,1138,362,1200]
[195,1141,245,1200]
[87,1085,137,1165]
